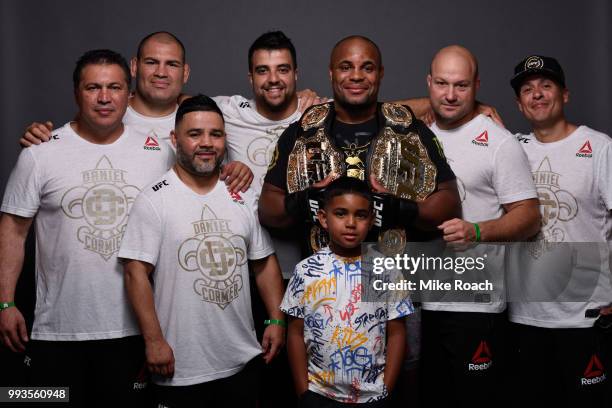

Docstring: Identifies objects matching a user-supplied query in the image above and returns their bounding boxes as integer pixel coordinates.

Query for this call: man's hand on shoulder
[297,89,328,113]
[475,101,505,127]
[19,121,53,147]
[220,161,254,193]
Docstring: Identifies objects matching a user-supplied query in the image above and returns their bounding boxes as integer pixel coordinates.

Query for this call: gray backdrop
[1,0,611,193]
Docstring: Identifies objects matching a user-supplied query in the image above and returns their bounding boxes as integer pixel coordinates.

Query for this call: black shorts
[151,357,261,408]
[25,335,147,408]
[420,310,508,406]
[511,323,608,405]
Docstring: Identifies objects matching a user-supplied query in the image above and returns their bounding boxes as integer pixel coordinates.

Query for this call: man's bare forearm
[0,214,33,300]
[251,255,285,320]
[479,198,541,241]
[416,180,461,230]
[259,183,294,228]
[124,260,164,343]
[393,97,430,118]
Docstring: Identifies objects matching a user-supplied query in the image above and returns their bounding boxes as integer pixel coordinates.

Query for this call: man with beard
[119,95,285,407]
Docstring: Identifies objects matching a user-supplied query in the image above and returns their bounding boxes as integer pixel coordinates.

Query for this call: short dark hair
[175,94,224,126]
[73,49,131,90]
[331,35,383,67]
[248,31,297,72]
[137,31,186,63]
[322,176,373,210]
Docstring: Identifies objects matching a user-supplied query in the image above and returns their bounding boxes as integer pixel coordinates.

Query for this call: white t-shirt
[508,126,612,328]
[214,95,303,278]
[280,247,413,403]
[118,169,274,386]
[423,114,537,313]
[122,104,176,143]
[123,96,303,277]
[1,123,174,340]
[213,95,301,193]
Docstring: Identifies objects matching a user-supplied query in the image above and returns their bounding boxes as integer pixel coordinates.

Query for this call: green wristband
[264,319,287,328]
[473,223,481,242]
[0,301,15,311]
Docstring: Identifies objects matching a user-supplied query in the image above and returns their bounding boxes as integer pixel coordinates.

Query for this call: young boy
[281,176,413,407]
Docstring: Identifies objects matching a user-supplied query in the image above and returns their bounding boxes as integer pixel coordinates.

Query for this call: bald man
[419,45,540,405]
[260,35,459,251]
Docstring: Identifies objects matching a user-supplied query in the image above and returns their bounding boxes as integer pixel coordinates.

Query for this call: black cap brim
[510,69,566,92]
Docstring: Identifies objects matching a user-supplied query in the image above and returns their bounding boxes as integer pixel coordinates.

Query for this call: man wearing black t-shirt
[259,35,460,252]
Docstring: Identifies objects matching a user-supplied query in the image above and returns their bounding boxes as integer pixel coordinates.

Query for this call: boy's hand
[261,324,285,364]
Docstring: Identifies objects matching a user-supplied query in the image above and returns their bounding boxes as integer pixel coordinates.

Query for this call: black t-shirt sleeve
[263,121,300,191]
[412,119,455,185]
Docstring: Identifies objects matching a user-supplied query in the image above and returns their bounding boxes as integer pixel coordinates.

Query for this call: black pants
[419,310,507,407]
[151,357,261,408]
[251,276,297,407]
[26,335,147,408]
[510,323,608,405]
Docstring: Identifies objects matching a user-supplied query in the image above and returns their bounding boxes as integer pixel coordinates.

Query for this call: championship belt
[286,103,438,255]
[287,103,345,253]
[369,103,437,201]
[287,103,345,194]
[368,103,438,256]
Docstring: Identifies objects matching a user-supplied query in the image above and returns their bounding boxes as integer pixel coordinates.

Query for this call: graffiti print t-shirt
[1,122,174,340]
[280,247,413,403]
[118,169,274,386]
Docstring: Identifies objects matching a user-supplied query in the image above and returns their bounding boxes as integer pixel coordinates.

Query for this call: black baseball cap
[510,55,566,93]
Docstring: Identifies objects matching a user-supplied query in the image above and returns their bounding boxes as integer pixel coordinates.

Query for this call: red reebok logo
[143,136,160,151]
[471,130,489,146]
[468,340,493,371]
[584,355,604,378]
[230,191,244,205]
[471,340,492,363]
[576,140,592,158]
[581,354,606,385]
[144,137,159,147]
